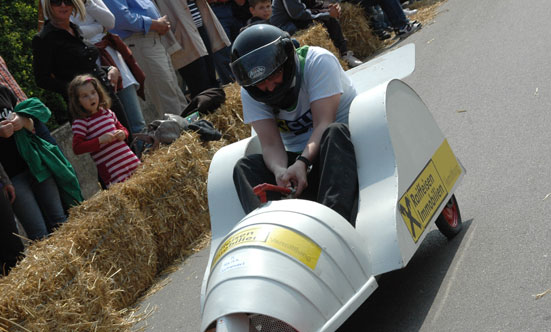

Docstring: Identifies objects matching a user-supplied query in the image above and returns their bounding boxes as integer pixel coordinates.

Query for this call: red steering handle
[253,183,293,203]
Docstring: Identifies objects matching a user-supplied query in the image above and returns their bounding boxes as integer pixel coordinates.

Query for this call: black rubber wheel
[435,194,462,239]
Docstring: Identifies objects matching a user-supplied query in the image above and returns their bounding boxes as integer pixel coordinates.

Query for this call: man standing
[103,0,189,118]
[230,24,359,224]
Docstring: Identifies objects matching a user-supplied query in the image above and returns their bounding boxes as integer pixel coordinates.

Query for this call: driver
[231,24,359,224]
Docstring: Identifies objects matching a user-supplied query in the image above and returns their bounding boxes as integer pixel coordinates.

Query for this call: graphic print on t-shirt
[277,109,312,135]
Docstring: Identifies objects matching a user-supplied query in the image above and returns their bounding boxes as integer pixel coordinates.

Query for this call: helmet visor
[231,38,289,87]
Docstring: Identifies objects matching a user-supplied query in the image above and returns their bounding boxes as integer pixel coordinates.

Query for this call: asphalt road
[136,0,551,330]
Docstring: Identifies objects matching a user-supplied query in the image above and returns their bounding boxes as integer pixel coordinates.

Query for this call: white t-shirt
[241,46,356,152]
[70,0,139,90]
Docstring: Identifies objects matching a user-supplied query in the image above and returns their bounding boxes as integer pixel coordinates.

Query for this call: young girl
[68,74,140,187]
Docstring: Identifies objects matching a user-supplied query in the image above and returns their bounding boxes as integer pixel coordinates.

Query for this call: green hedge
[0,0,65,130]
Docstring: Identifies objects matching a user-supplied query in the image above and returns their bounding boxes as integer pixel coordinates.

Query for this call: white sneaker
[403,8,418,16]
[396,21,422,38]
[343,51,362,68]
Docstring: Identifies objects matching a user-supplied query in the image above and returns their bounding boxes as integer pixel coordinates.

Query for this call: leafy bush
[0,0,65,130]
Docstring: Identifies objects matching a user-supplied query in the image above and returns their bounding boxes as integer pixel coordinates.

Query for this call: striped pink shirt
[72,108,140,186]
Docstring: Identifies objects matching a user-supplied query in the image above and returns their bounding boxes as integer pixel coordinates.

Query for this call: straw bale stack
[340,2,382,59]
[294,23,349,70]
[118,132,211,270]
[205,82,248,143]
[0,215,134,331]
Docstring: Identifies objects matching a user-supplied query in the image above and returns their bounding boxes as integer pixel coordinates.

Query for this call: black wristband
[296,155,312,168]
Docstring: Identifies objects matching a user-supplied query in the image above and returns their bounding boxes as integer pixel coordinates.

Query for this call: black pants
[178,26,220,99]
[233,123,358,225]
[0,191,24,275]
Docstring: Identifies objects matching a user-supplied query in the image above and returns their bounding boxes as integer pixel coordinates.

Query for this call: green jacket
[14,98,83,208]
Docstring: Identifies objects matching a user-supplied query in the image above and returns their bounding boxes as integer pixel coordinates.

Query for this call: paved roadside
[135,248,209,332]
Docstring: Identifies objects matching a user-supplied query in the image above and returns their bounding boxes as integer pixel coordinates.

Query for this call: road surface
[136,0,551,330]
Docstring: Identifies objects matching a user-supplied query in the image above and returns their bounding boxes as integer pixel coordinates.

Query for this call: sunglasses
[51,0,73,6]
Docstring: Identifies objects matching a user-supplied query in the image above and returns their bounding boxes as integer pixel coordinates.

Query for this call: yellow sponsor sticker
[265,227,322,270]
[213,225,322,270]
[399,139,462,243]
[431,139,462,192]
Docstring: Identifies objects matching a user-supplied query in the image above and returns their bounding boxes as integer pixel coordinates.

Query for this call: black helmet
[230,24,300,110]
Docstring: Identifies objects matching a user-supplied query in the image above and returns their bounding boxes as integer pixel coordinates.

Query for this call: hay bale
[118,132,211,270]
[206,83,249,143]
[294,23,349,70]
[0,235,133,331]
[58,190,157,309]
[340,2,382,59]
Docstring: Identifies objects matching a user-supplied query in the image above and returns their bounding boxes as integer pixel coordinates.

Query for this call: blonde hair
[68,74,111,119]
[43,0,86,22]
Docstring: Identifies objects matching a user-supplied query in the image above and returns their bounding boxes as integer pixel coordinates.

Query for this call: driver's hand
[280,162,308,197]
[274,166,290,188]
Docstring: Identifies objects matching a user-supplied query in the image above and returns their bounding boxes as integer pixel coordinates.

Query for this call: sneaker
[374,29,391,40]
[403,8,418,16]
[395,21,422,38]
[342,51,363,68]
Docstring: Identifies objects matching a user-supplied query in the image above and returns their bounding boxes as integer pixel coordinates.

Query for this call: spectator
[0,84,81,240]
[69,75,140,187]
[71,0,147,135]
[155,0,231,98]
[365,5,391,40]
[33,0,132,137]
[245,0,272,27]
[347,0,421,38]
[103,0,189,117]
[230,25,358,224]
[0,162,24,276]
[270,0,363,68]
[207,0,244,84]
[232,0,252,28]
[0,56,58,146]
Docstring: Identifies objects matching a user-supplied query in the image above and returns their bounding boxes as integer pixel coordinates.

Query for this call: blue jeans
[213,47,234,85]
[211,3,242,41]
[11,171,67,240]
[211,4,238,85]
[353,0,408,29]
[117,85,146,134]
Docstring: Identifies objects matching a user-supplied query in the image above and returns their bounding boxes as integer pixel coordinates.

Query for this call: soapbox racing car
[200,44,466,332]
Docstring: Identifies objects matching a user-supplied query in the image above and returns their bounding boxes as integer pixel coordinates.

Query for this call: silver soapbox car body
[200,44,465,331]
